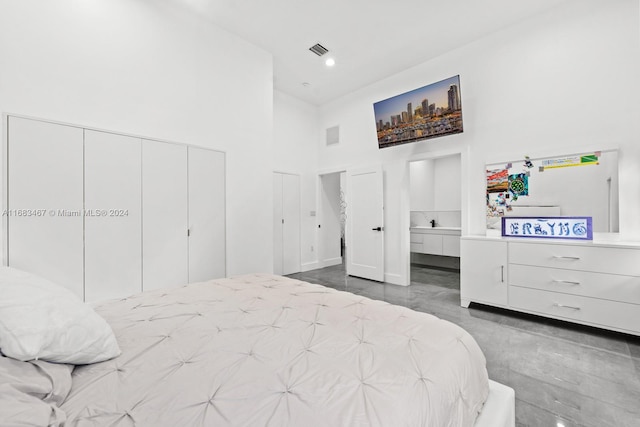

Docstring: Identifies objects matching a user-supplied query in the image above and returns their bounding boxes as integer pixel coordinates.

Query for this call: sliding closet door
[142,140,188,290]
[273,172,300,275]
[6,117,84,298]
[282,173,301,275]
[188,147,225,283]
[84,130,142,302]
[273,173,284,274]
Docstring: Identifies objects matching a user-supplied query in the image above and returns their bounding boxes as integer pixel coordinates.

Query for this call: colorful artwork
[540,153,599,171]
[374,75,463,149]
[487,169,509,193]
[502,216,593,240]
[508,173,528,196]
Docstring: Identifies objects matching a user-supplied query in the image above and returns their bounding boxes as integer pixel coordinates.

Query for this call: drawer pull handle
[553,303,581,310]
[552,279,580,285]
[552,256,581,260]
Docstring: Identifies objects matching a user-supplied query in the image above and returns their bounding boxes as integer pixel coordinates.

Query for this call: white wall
[410,155,461,211]
[410,159,435,211]
[433,155,462,211]
[273,90,320,270]
[0,0,274,276]
[317,0,640,285]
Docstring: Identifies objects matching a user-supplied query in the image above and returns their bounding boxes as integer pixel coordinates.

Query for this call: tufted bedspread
[61,274,489,426]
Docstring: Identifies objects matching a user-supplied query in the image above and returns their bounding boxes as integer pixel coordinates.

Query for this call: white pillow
[0,267,121,364]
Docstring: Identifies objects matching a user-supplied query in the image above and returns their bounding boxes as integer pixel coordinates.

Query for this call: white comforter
[61,274,489,426]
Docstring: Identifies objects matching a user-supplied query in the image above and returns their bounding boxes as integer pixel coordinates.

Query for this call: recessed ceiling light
[325,58,335,67]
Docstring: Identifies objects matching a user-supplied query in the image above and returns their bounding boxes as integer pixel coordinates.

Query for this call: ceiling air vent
[309,43,329,57]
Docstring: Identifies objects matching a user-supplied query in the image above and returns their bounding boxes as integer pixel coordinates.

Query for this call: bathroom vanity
[410,226,461,257]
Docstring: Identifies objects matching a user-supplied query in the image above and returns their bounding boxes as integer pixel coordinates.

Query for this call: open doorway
[319,171,346,268]
[408,153,462,286]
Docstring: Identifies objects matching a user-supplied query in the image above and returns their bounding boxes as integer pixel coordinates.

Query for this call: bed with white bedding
[1,273,512,426]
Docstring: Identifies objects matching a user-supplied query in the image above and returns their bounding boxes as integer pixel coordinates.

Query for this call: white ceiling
[178,0,571,105]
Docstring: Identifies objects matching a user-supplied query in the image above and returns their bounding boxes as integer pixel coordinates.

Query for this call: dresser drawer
[509,286,640,334]
[509,264,640,305]
[509,242,640,276]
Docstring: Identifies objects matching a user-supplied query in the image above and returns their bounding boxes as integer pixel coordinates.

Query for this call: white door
[6,117,85,298]
[84,130,142,302]
[273,172,300,275]
[347,165,384,282]
[142,140,188,290]
[188,147,226,283]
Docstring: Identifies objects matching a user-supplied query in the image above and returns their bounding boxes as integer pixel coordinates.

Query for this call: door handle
[371,226,383,231]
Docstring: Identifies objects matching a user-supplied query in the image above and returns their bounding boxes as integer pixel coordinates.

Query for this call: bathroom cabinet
[410,227,461,257]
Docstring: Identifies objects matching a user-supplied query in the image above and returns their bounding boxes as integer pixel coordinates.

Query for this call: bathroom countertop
[410,226,461,235]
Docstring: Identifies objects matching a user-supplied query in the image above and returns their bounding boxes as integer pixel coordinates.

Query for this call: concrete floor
[287,263,640,427]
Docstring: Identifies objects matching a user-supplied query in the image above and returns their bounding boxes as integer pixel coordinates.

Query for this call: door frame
[317,171,345,270]
[316,167,347,271]
[403,146,469,285]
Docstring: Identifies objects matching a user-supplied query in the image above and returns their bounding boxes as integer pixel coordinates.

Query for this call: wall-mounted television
[374,75,463,149]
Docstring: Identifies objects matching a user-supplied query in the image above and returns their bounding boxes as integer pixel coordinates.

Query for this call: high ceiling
[178,0,571,105]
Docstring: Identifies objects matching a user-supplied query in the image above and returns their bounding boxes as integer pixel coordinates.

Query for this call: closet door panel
[7,117,84,298]
[84,130,142,302]
[188,147,225,283]
[273,173,284,275]
[282,174,301,275]
[142,140,188,290]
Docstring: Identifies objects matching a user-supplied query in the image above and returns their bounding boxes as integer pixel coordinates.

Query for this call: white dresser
[461,236,640,336]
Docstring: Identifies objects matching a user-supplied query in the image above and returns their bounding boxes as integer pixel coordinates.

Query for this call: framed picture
[374,75,463,149]
[502,216,593,240]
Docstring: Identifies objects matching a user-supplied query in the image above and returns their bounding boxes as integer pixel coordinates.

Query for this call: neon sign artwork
[502,217,592,240]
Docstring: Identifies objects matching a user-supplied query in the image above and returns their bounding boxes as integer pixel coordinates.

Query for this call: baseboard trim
[322,257,342,268]
[301,261,320,272]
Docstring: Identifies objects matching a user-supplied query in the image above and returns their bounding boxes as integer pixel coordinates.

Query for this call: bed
[0,272,514,426]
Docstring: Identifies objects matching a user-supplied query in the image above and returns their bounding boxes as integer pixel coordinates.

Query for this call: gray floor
[287,263,640,427]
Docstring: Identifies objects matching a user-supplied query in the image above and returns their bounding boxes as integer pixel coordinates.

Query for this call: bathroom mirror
[410,154,462,228]
[486,149,619,233]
